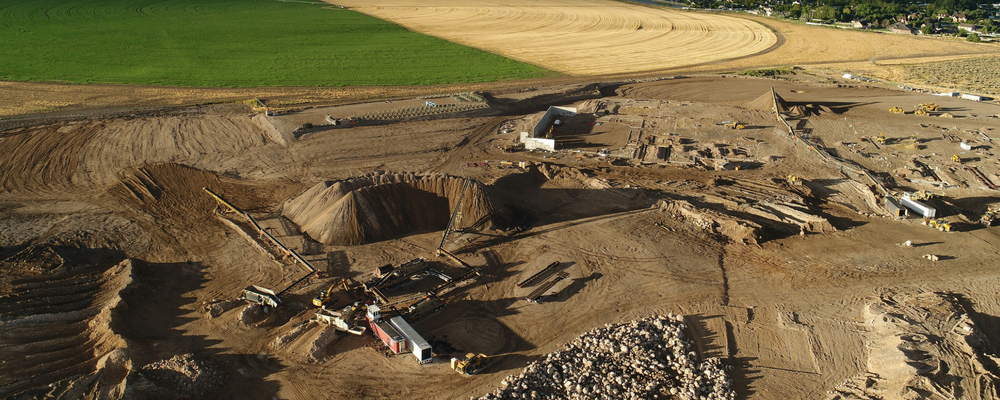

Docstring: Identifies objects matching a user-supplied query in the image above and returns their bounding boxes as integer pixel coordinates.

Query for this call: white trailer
[901,195,936,218]
[390,316,433,364]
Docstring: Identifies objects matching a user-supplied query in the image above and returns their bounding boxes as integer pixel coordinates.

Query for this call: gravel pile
[139,353,227,397]
[477,314,734,400]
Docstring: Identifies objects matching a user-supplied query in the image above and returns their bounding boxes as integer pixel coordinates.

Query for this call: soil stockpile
[283,173,510,245]
[477,314,734,400]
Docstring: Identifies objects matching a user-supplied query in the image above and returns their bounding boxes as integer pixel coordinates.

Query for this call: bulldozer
[722,121,746,130]
[889,107,904,114]
[786,174,803,186]
[923,218,952,232]
[451,353,489,375]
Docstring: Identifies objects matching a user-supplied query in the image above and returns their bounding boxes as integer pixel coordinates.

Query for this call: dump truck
[721,121,745,129]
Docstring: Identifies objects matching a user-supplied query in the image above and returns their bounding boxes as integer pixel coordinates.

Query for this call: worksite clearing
[4,70,1000,400]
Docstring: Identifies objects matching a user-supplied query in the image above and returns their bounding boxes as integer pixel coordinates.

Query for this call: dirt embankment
[283,172,513,245]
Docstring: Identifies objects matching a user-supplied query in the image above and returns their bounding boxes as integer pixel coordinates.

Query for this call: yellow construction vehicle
[451,353,491,375]
[909,191,938,201]
[914,109,930,116]
[787,174,803,186]
[952,154,961,164]
[923,218,952,232]
[312,278,351,308]
[916,103,941,112]
[875,134,886,145]
[889,107,904,114]
[722,121,746,130]
[980,211,996,227]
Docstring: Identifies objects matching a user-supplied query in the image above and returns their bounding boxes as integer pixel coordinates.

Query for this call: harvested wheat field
[334,0,778,75]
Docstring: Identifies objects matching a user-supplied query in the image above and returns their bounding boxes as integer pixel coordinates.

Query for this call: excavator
[889,107,904,114]
[721,121,746,129]
[313,278,353,308]
[875,133,887,145]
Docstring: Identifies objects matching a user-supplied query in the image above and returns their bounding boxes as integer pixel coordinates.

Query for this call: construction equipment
[722,121,746,130]
[909,191,938,201]
[516,261,560,288]
[365,258,429,292]
[889,107,904,114]
[786,174,803,186]
[980,211,996,227]
[314,303,366,335]
[404,295,446,320]
[451,353,489,375]
[923,218,952,232]
[916,103,941,112]
[952,154,961,164]
[875,133,886,145]
[524,271,570,303]
[312,278,351,308]
[914,109,930,116]
[243,285,280,309]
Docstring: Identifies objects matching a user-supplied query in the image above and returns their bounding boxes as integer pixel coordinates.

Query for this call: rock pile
[138,353,227,398]
[477,315,735,400]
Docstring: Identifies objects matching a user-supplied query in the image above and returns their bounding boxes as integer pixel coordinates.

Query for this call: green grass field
[0,0,553,87]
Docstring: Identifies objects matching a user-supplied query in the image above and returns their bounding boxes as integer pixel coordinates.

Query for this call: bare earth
[3,1,1000,400]
[3,71,1000,400]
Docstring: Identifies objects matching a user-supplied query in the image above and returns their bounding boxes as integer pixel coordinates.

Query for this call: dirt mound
[827,290,1000,400]
[0,256,132,398]
[747,90,786,112]
[283,172,510,245]
[657,199,762,245]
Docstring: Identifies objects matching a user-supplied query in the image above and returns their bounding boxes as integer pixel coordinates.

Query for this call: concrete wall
[532,106,578,138]
[525,138,556,151]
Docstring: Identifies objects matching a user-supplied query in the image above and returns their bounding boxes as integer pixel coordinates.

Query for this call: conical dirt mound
[283,173,509,245]
[746,89,788,113]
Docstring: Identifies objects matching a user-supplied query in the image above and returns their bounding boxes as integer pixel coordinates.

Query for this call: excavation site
[2,73,1000,400]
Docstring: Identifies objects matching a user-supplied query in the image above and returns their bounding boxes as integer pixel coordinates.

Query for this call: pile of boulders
[477,314,734,400]
[137,353,227,398]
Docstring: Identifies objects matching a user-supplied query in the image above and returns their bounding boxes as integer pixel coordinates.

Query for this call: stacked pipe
[477,314,735,400]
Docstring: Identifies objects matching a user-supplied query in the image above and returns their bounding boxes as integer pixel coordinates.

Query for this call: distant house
[852,19,871,28]
[937,12,951,20]
[762,6,774,16]
[889,22,916,34]
[954,13,968,22]
[958,23,979,32]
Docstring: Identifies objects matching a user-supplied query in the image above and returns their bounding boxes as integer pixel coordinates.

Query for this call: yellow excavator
[889,107,904,114]
[875,133,887,145]
[312,278,352,308]
[722,121,746,130]
[952,154,962,164]
[787,174,803,186]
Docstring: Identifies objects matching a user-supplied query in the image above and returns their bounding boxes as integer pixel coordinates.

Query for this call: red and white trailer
[367,305,406,354]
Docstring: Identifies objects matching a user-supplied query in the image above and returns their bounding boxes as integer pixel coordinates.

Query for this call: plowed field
[335,0,778,75]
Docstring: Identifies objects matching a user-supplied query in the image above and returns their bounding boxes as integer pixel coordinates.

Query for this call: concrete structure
[901,194,936,218]
[933,92,959,97]
[521,106,576,152]
[962,93,984,101]
[883,196,908,218]
[389,316,433,364]
[961,142,973,151]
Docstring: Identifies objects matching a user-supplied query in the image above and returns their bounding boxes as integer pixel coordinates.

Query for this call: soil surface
[2,72,1000,400]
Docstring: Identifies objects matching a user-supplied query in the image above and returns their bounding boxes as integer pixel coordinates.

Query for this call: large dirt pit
[3,73,1000,400]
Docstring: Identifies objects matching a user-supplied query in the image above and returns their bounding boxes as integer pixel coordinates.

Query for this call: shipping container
[901,195,936,218]
[369,319,406,354]
[390,316,433,364]
[883,196,908,218]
